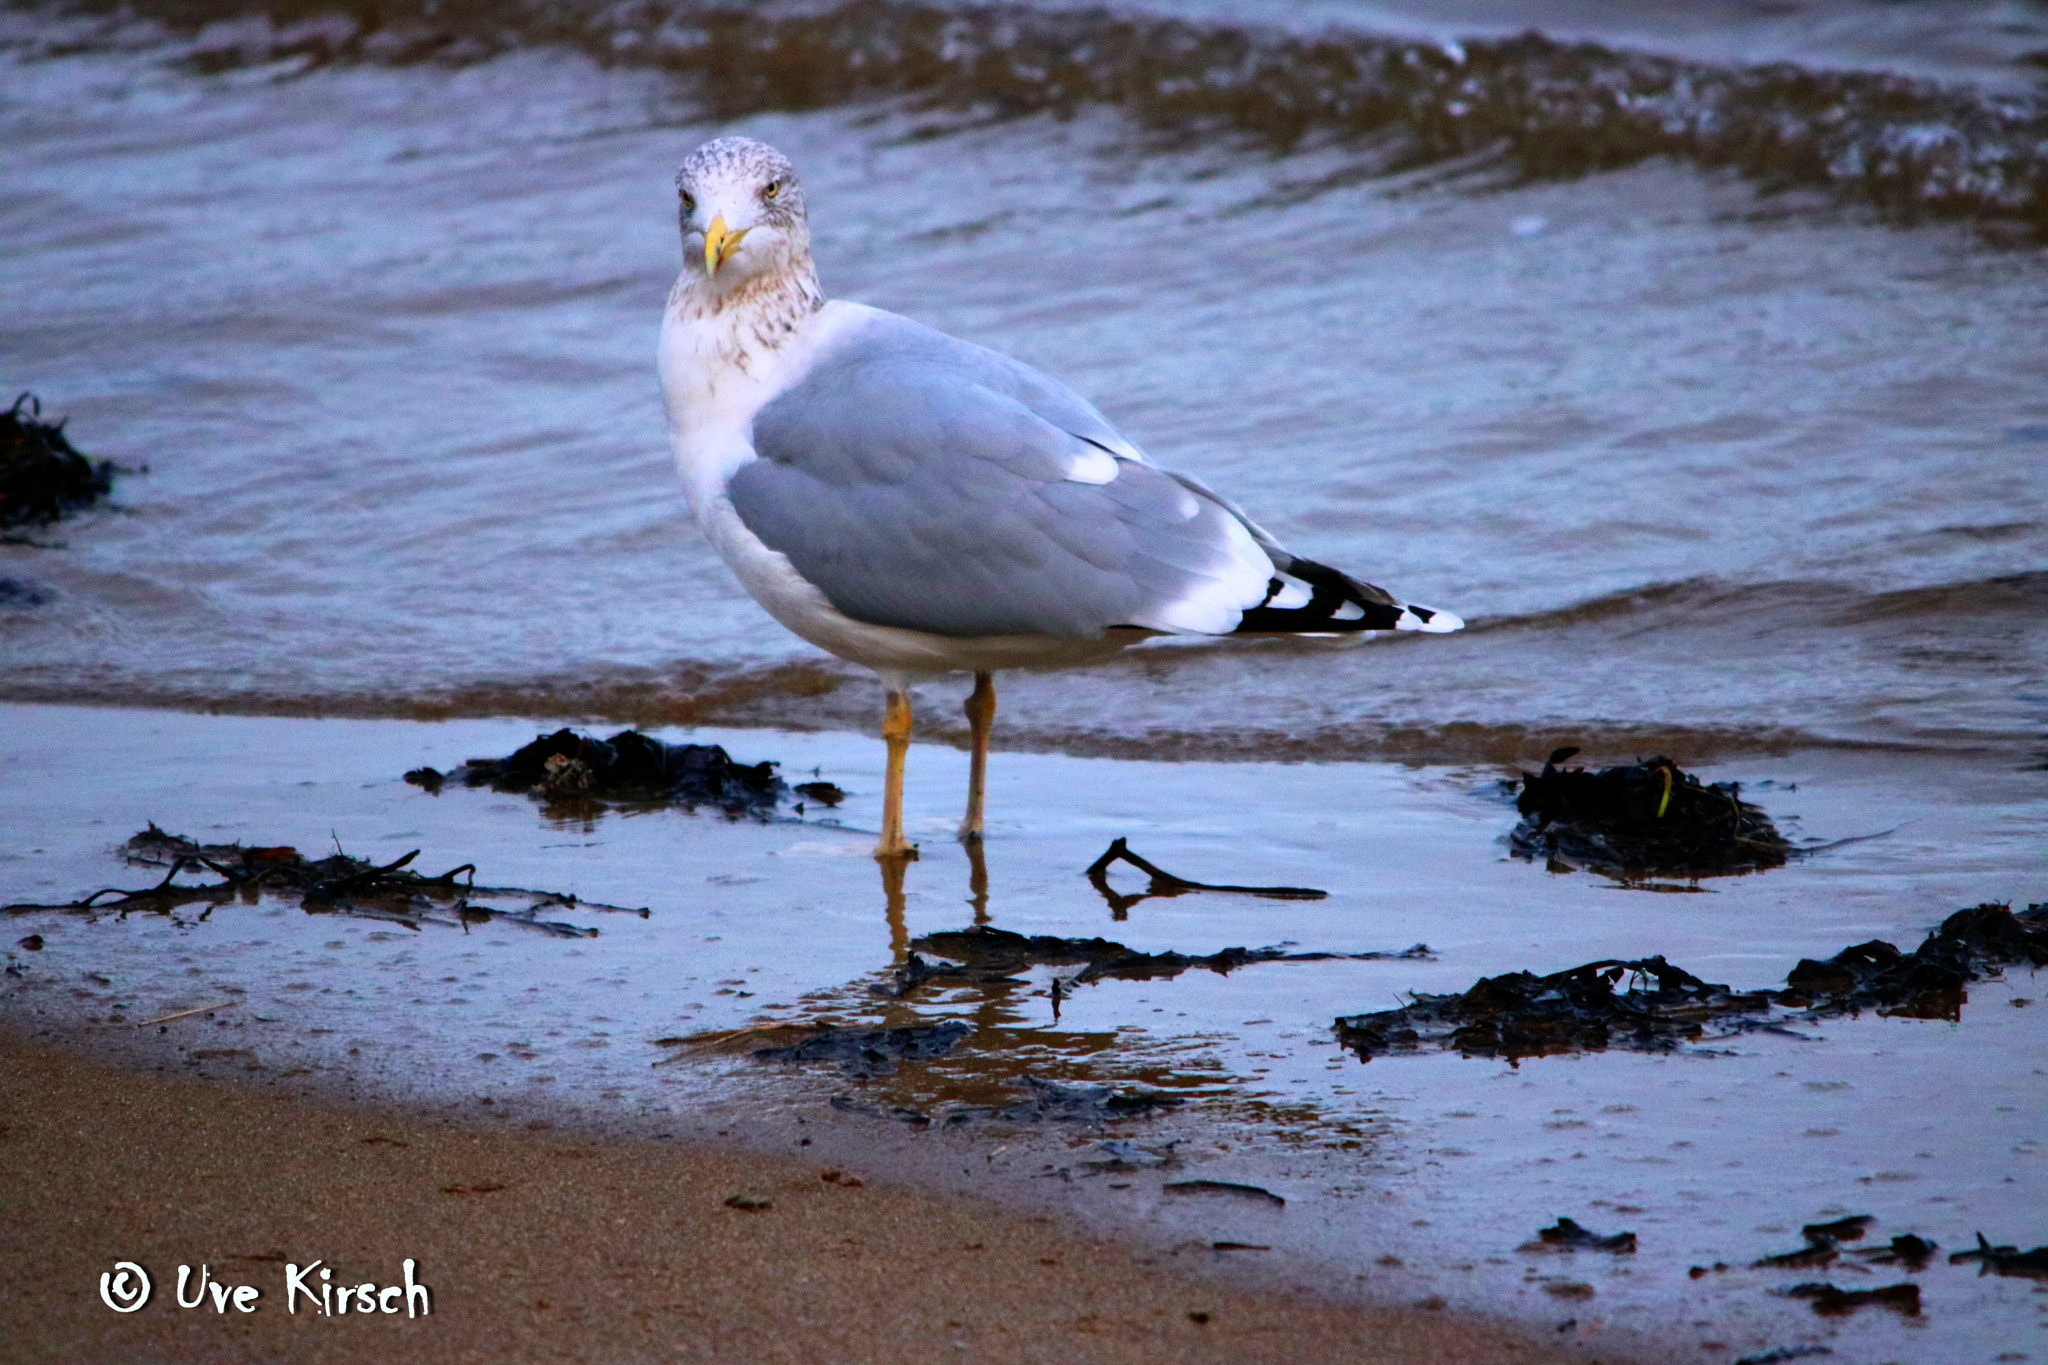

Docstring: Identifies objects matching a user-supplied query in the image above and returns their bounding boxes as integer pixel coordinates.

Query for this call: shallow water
[2,21,2044,759]
[5,704,2044,1358]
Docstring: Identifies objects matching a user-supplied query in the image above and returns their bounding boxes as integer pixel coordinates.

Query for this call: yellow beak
[703,213,749,277]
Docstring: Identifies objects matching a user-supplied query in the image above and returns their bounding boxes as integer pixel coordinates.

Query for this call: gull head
[675,136,810,292]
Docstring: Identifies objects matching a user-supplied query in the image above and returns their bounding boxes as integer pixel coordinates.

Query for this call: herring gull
[657,136,1462,859]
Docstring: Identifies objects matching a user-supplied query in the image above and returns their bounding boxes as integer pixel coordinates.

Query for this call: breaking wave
[13,0,2048,239]
[1471,570,2048,635]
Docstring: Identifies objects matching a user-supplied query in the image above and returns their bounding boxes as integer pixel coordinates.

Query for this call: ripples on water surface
[2,1,2045,757]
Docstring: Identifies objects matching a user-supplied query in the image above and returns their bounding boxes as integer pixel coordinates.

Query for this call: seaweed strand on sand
[890,923,1428,999]
[2,825,645,938]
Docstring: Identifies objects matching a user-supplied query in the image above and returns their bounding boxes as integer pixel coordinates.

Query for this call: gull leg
[876,686,918,861]
[958,671,996,843]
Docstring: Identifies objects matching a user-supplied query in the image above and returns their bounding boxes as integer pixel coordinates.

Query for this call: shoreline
[0,675,2023,770]
[0,1025,1595,1365]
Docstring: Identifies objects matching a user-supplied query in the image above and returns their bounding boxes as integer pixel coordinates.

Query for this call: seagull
[657,136,1462,861]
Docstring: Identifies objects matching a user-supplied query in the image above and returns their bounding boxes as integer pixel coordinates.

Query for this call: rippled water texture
[2,12,2045,759]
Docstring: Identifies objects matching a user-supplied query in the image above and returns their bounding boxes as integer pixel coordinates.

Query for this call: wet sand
[6,702,2045,1360]
[0,1028,1590,1365]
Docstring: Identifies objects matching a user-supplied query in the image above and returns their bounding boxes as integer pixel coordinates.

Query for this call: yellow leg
[958,671,995,843]
[876,686,918,861]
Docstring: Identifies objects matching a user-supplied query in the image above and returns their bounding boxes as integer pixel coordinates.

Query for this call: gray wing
[729,313,1273,639]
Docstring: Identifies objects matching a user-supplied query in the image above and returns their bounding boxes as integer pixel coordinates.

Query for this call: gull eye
[762,181,780,202]
[678,189,695,214]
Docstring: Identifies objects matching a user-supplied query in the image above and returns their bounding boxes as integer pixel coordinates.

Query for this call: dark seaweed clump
[1336,955,1762,1062]
[0,395,120,529]
[409,727,784,816]
[1784,900,2048,1019]
[1532,1217,1637,1253]
[1336,900,2047,1061]
[1511,746,1793,878]
[1737,1216,1950,1308]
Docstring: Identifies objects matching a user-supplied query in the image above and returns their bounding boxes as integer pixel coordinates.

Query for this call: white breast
[657,294,879,514]
[657,293,907,667]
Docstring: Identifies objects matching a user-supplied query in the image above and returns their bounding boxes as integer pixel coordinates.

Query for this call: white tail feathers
[1395,603,1464,633]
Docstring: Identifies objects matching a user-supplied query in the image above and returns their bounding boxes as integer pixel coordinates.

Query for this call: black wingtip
[1231,557,1411,635]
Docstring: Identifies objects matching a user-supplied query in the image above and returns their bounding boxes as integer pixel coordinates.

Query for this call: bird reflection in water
[838,844,1221,1119]
[877,834,996,965]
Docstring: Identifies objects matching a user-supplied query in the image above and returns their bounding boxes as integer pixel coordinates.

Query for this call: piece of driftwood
[131,1001,240,1028]
[1085,837,1326,915]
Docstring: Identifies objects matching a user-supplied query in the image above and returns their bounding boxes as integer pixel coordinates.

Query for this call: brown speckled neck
[671,260,825,373]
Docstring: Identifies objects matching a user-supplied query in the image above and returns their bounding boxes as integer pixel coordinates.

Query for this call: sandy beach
[1,1027,1594,1365]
